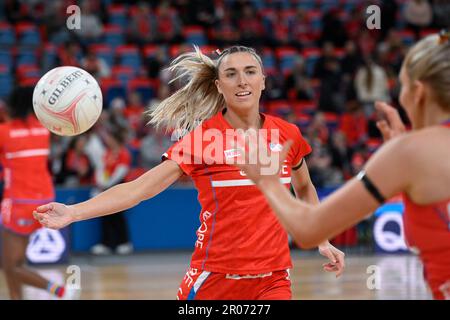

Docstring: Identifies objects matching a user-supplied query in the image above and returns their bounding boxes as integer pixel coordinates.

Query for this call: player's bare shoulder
[390,126,450,169]
[412,125,450,149]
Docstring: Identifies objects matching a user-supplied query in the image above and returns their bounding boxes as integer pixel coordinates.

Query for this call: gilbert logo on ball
[33,66,103,136]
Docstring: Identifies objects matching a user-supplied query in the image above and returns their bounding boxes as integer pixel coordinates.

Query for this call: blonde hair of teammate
[403,31,450,111]
[148,45,264,132]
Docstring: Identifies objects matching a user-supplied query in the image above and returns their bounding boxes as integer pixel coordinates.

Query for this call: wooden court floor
[0,250,432,300]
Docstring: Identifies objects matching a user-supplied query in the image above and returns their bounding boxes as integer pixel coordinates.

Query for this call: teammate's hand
[33,202,76,229]
[318,241,346,278]
[375,101,406,141]
[231,128,292,186]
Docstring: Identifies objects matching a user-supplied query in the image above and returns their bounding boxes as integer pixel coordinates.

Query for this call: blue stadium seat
[17,48,38,65]
[295,113,312,132]
[0,23,15,47]
[321,0,338,12]
[42,44,57,72]
[303,47,321,77]
[261,48,276,74]
[309,10,323,31]
[112,65,135,86]
[17,65,41,80]
[324,112,339,131]
[0,65,13,99]
[275,47,299,75]
[292,100,318,116]
[183,26,207,46]
[90,44,114,67]
[128,78,158,105]
[398,30,415,46]
[297,0,315,10]
[103,24,125,48]
[101,77,127,107]
[16,23,41,47]
[0,49,12,69]
[267,100,291,116]
[116,45,141,72]
[108,5,128,29]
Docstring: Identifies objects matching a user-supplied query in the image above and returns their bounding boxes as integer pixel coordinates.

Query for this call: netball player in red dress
[233,33,450,300]
[33,46,345,300]
[0,87,76,299]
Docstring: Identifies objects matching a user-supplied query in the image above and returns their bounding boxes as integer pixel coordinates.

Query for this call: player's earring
[438,29,450,44]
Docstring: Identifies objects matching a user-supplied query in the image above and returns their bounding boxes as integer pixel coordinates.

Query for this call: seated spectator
[64,135,93,187]
[139,127,173,169]
[0,99,9,123]
[357,30,377,57]
[345,7,365,41]
[377,30,407,76]
[266,9,290,48]
[237,4,265,47]
[313,42,338,79]
[73,0,103,46]
[43,0,72,45]
[380,0,399,40]
[341,41,362,79]
[90,130,133,256]
[350,148,368,176]
[317,60,345,113]
[57,41,80,67]
[109,98,130,131]
[145,47,167,79]
[354,56,390,116]
[289,8,313,49]
[262,73,285,101]
[432,0,450,28]
[80,48,111,80]
[155,1,183,44]
[128,2,156,45]
[211,9,240,47]
[339,100,368,148]
[49,135,72,185]
[307,112,329,145]
[307,138,344,188]
[124,91,145,133]
[329,131,353,180]
[403,0,432,38]
[319,8,348,47]
[285,57,315,100]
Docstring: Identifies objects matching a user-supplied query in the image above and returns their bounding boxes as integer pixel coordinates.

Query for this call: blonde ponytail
[403,33,450,111]
[147,46,225,132]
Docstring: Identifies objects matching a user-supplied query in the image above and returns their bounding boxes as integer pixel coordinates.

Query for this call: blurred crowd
[0,0,449,194]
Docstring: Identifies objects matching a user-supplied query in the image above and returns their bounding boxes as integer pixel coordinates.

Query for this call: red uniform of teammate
[0,116,54,235]
[1,87,77,300]
[402,121,450,300]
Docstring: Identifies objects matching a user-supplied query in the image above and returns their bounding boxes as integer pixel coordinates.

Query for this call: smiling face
[215,52,265,114]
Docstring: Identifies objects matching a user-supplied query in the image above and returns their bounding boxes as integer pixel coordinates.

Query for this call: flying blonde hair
[147,45,263,133]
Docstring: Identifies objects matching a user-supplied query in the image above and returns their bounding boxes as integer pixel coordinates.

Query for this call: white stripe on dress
[193,271,211,293]
[211,177,291,187]
[5,148,49,159]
